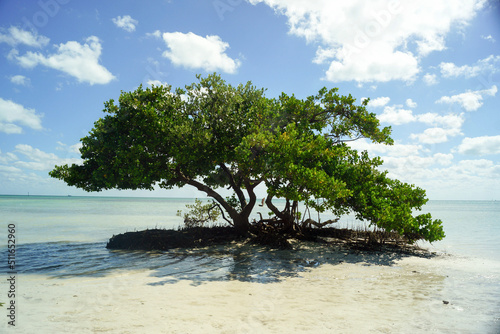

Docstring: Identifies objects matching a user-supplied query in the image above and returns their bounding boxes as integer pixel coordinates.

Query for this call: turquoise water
[1,196,499,332]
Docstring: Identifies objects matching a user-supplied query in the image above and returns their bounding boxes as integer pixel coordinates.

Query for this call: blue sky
[0,0,499,199]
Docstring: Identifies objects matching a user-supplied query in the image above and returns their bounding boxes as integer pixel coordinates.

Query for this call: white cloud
[56,142,83,154]
[409,113,464,144]
[410,127,462,144]
[14,36,116,85]
[456,159,497,173]
[383,153,454,172]
[456,135,500,156]
[322,46,419,83]
[0,27,49,48]
[10,75,30,86]
[0,165,23,174]
[368,96,390,107]
[436,85,497,111]
[146,30,162,39]
[439,55,500,78]
[160,32,241,74]
[14,144,82,171]
[375,104,465,144]
[376,101,465,144]
[405,98,417,108]
[147,79,168,87]
[348,138,499,200]
[378,105,416,125]
[416,112,465,129]
[0,98,43,134]
[70,143,83,154]
[423,73,438,85]
[112,15,138,32]
[0,150,18,164]
[481,35,495,42]
[349,138,456,188]
[249,0,487,83]
[349,138,425,157]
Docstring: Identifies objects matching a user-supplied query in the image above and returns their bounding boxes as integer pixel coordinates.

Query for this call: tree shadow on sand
[145,241,436,286]
[9,237,436,284]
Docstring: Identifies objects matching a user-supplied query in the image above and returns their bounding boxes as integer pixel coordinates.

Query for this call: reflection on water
[4,241,423,283]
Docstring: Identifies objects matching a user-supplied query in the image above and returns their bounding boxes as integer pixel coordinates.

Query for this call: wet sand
[4,248,498,334]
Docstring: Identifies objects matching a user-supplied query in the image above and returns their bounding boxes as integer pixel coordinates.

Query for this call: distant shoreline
[0,194,497,201]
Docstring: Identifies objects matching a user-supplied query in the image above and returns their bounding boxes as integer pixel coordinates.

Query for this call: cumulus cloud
[348,137,499,200]
[409,113,464,144]
[0,98,43,134]
[248,0,486,83]
[416,112,465,129]
[439,55,500,78]
[410,127,462,144]
[0,27,49,48]
[0,150,18,165]
[10,75,30,86]
[160,32,241,74]
[383,153,454,173]
[348,138,455,188]
[436,85,497,111]
[14,36,116,85]
[367,96,390,107]
[147,79,168,87]
[423,73,438,85]
[349,138,425,157]
[405,98,417,108]
[456,135,500,156]
[322,46,419,83]
[112,15,138,32]
[378,105,415,125]
[14,144,82,171]
[376,102,465,144]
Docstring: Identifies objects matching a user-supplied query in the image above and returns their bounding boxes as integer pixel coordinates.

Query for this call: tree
[50,74,444,242]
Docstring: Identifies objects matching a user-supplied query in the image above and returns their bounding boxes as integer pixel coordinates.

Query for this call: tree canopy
[50,74,444,242]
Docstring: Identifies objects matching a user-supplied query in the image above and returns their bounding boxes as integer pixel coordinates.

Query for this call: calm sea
[1,196,499,332]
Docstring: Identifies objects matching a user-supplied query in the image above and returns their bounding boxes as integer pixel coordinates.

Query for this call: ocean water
[1,196,499,332]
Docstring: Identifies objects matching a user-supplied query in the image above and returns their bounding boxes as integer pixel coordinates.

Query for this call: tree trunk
[183,176,251,235]
[232,214,250,235]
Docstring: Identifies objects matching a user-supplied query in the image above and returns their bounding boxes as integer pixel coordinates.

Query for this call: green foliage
[176,199,222,228]
[50,73,444,242]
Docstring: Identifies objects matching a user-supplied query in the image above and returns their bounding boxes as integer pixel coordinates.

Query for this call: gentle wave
[2,240,362,283]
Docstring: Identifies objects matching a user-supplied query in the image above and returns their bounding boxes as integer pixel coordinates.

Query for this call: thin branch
[265,194,286,220]
[181,174,240,221]
[219,163,247,207]
[212,202,233,226]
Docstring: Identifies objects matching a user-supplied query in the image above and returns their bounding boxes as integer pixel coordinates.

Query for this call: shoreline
[3,246,499,333]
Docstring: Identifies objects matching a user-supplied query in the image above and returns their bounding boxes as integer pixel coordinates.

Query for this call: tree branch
[219,163,247,207]
[265,194,286,220]
[178,173,240,221]
[242,179,257,218]
[212,202,233,226]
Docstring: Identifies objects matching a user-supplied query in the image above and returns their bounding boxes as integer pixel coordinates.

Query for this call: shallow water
[1,196,499,332]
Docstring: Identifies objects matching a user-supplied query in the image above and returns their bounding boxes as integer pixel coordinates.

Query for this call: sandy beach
[3,247,497,334]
